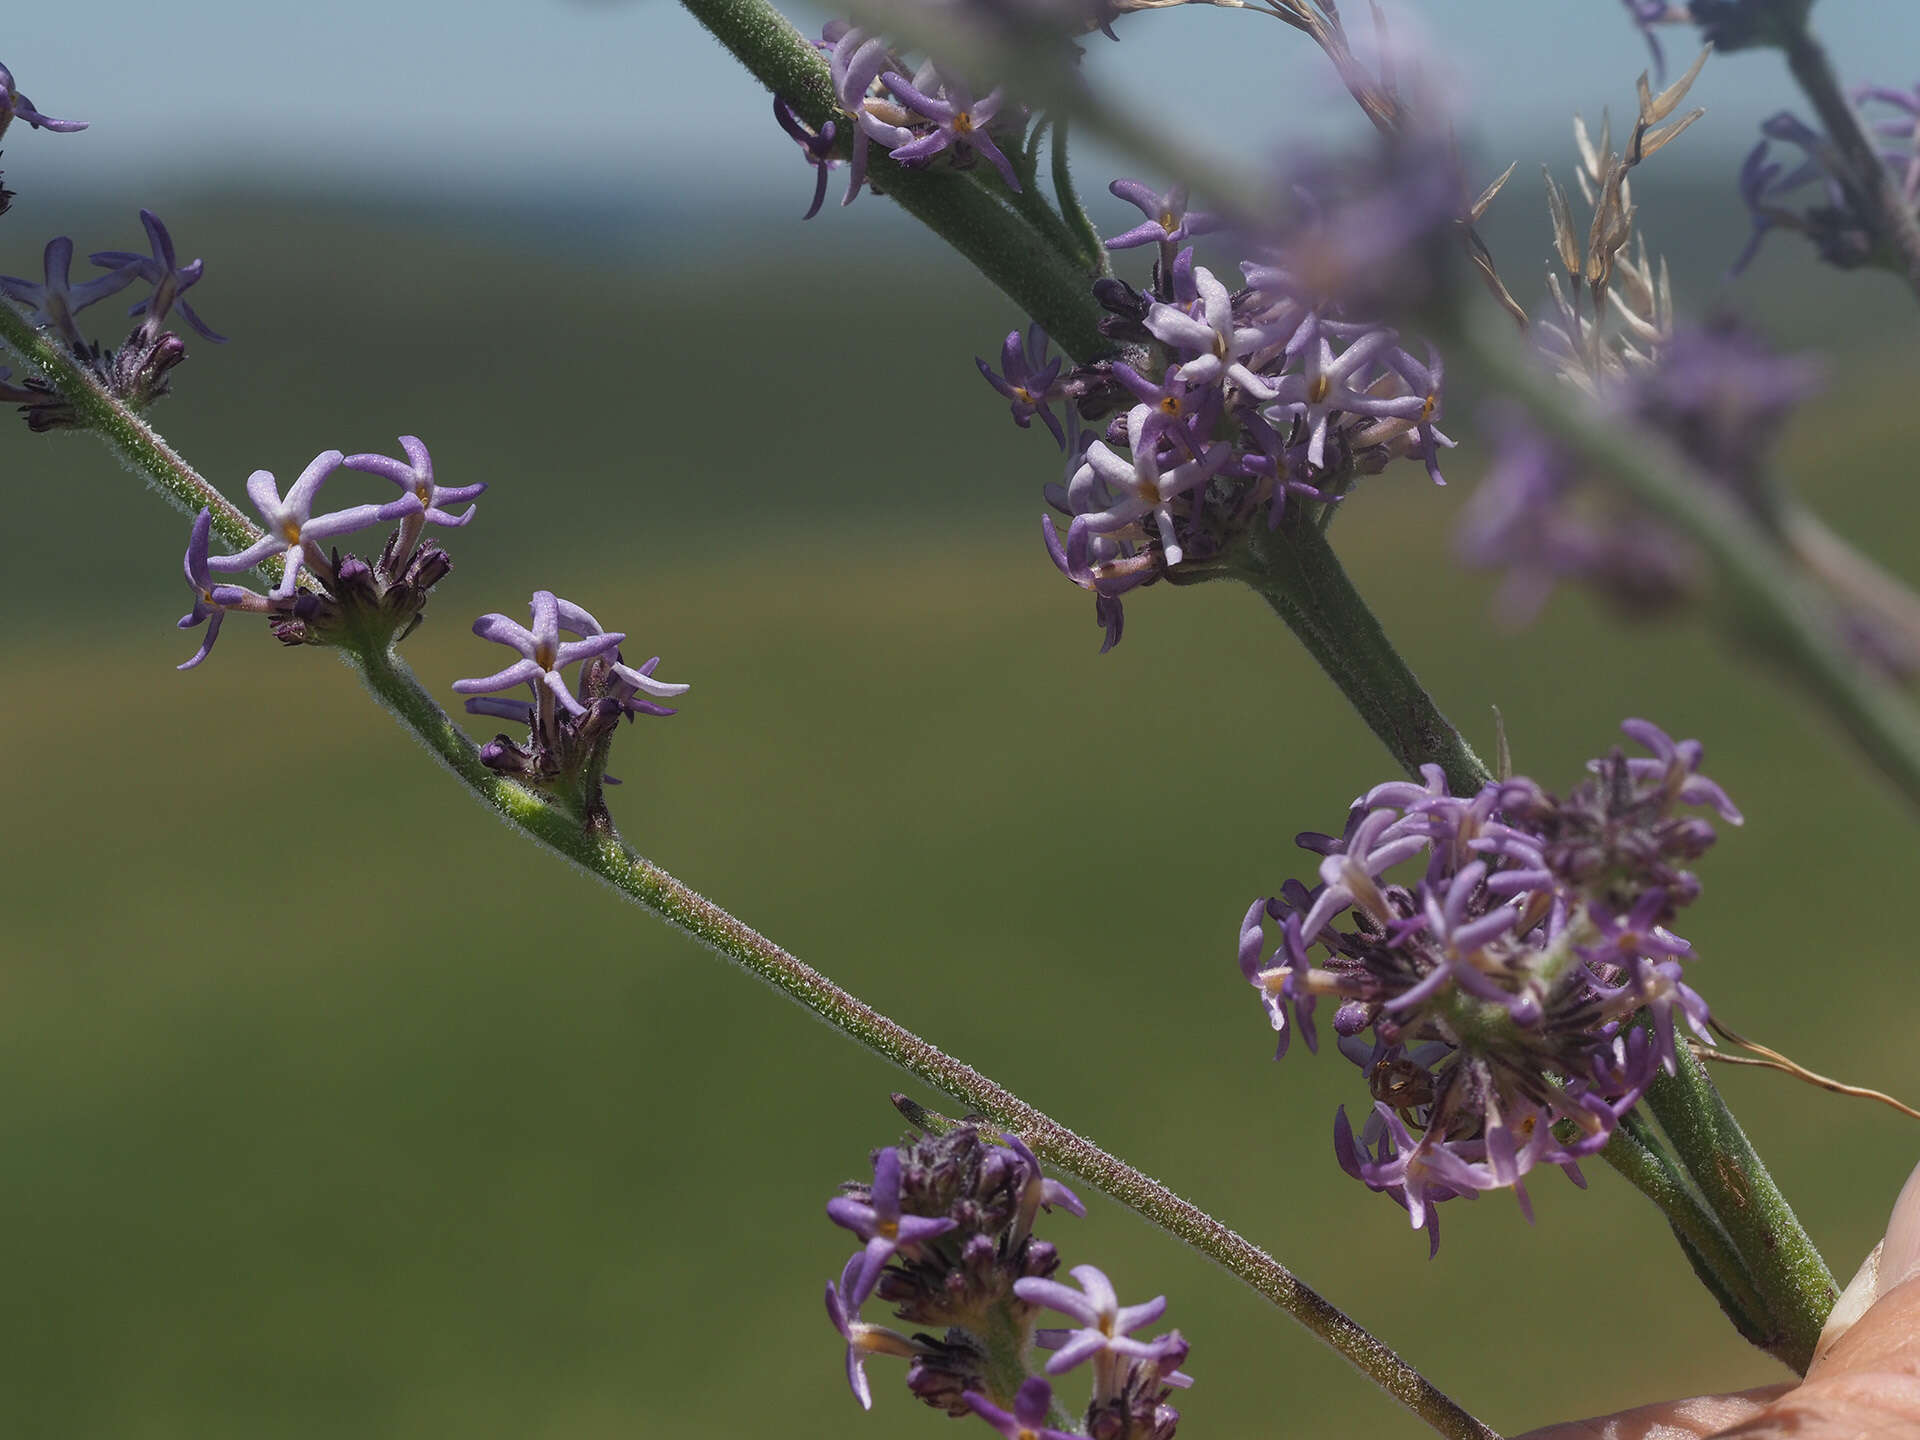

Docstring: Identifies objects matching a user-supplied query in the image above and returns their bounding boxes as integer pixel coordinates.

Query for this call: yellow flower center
[1157,209,1177,232]
[953,111,973,133]
[1309,374,1331,405]
[281,520,303,543]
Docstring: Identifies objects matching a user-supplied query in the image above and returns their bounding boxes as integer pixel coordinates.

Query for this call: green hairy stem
[1643,1045,1837,1373]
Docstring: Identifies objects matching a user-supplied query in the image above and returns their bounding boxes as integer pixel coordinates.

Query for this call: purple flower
[773,96,841,221]
[341,434,485,527]
[1240,718,1746,1248]
[977,325,1066,447]
[1141,261,1287,400]
[1260,327,1423,472]
[828,26,896,205]
[880,69,1021,192]
[1335,1105,1493,1257]
[0,236,137,347]
[452,590,627,722]
[206,450,421,600]
[826,1147,959,1306]
[1105,180,1224,252]
[89,209,225,343]
[0,62,86,133]
[1297,806,1429,939]
[1068,406,1231,567]
[824,1252,924,1410]
[962,1378,1078,1440]
[543,594,690,714]
[1616,717,1742,823]
[175,508,269,671]
[996,1133,1086,1227]
[1014,1264,1168,1374]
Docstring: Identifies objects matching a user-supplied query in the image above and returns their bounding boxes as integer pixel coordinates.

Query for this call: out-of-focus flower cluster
[1458,319,1820,625]
[1237,719,1740,1253]
[983,153,1464,652]
[1,210,223,426]
[824,1121,1190,1440]
[173,437,479,670]
[1732,81,1920,276]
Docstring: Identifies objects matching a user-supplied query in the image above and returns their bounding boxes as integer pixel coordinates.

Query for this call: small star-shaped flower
[826,1147,958,1306]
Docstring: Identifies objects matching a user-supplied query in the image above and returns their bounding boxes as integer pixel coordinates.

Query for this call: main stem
[1236,514,1491,795]
[1643,1043,1837,1374]
[351,645,1498,1440]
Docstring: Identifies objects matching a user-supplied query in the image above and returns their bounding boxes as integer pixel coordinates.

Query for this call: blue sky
[5,0,1916,207]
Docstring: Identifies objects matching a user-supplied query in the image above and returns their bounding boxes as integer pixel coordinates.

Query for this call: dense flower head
[1006,233,1451,648]
[1237,720,1738,1251]
[819,1118,1182,1437]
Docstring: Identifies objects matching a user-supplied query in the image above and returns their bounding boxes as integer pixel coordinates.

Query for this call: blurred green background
[6,134,1920,1440]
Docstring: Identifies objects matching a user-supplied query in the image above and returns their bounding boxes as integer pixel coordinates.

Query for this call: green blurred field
[4,186,1920,1438]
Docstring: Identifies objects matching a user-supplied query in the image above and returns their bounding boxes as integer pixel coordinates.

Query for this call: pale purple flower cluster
[782,23,1024,214]
[455,589,687,790]
[993,237,1447,650]
[1237,719,1739,1253]
[1,210,223,425]
[822,1122,1188,1439]
[1458,321,1820,628]
[172,438,471,670]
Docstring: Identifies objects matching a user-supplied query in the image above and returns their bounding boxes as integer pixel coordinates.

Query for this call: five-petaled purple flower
[342,434,485,567]
[1105,179,1224,254]
[453,590,627,722]
[1014,1264,1169,1376]
[977,325,1066,447]
[827,1146,958,1306]
[90,209,226,343]
[881,68,1021,192]
[207,450,421,599]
